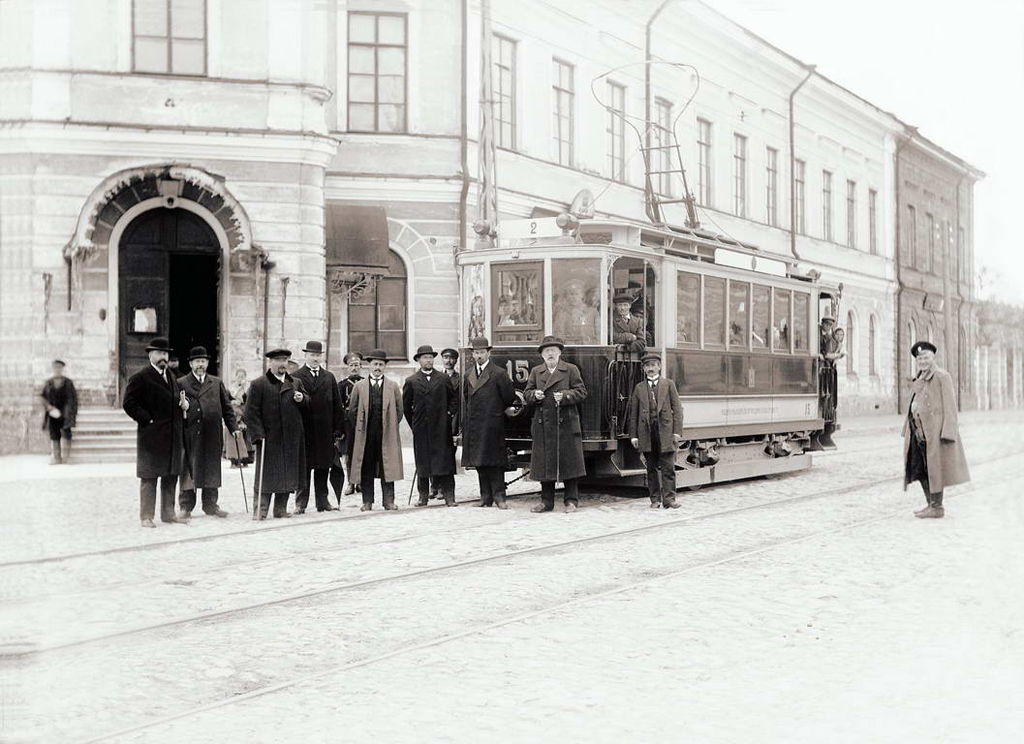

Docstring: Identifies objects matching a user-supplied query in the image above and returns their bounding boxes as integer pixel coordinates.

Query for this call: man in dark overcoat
[404,345,458,507]
[461,337,517,509]
[122,337,188,527]
[428,347,462,499]
[627,351,684,508]
[40,359,78,465]
[177,346,237,519]
[331,351,364,498]
[292,340,344,514]
[348,349,404,511]
[612,293,650,354]
[245,349,309,519]
[523,336,588,513]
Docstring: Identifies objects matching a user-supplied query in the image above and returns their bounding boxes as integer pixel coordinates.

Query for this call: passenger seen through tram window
[773,288,791,351]
[552,259,600,344]
[729,281,749,349]
[752,285,770,349]
[676,272,699,345]
[793,292,809,351]
[704,277,726,347]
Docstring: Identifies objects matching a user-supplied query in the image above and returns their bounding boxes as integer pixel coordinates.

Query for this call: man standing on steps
[404,345,458,507]
[627,351,684,509]
[348,349,404,511]
[292,340,344,514]
[122,337,188,528]
[245,349,309,519]
[177,346,237,520]
[40,359,78,465]
[461,337,517,509]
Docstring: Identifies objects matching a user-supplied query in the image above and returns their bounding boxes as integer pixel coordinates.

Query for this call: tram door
[609,257,656,346]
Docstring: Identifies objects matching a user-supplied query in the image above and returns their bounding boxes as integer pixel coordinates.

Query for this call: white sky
[709,0,1024,304]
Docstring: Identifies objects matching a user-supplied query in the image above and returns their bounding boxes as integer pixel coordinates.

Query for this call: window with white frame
[347,12,407,133]
[868,188,878,255]
[846,180,857,248]
[794,159,806,234]
[606,81,626,182]
[133,0,207,75]
[653,98,673,196]
[733,134,747,218]
[552,59,575,166]
[765,147,778,226]
[822,170,834,241]
[493,35,516,149]
[696,118,712,206]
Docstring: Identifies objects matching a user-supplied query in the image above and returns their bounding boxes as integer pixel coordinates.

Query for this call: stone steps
[70,407,136,464]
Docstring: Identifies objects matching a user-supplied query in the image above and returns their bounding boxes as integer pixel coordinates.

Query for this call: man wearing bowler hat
[177,346,237,519]
[461,337,518,508]
[245,348,309,518]
[122,337,189,527]
[523,336,588,513]
[292,340,344,514]
[627,351,684,508]
[348,349,404,510]
[404,345,459,507]
[612,293,651,354]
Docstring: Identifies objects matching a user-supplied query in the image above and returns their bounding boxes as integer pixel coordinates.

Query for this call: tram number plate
[506,359,530,383]
[498,218,561,240]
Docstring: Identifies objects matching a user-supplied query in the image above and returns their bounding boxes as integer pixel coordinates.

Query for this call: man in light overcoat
[404,345,458,507]
[348,349,404,511]
[627,351,684,508]
[177,346,237,519]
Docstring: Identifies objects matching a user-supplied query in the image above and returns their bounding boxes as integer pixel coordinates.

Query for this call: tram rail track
[17,445,1024,658]
[72,462,1024,744]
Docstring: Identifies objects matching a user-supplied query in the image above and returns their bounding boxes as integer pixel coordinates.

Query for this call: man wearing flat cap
[292,340,344,514]
[245,348,309,519]
[348,349,404,510]
[523,336,588,513]
[627,351,684,508]
[404,345,459,507]
[612,293,651,354]
[462,337,518,508]
[122,337,189,527]
[40,359,78,465]
[176,346,237,519]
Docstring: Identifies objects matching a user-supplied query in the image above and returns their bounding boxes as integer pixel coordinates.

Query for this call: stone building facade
[976,301,1024,411]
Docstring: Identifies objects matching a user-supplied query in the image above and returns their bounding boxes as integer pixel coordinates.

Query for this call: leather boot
[49,441,62,465]
[415,494,429,507]
[914,502,945,519]
[444,490,457,507]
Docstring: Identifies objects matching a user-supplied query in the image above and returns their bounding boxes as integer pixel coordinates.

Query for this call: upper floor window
[493,35,516,149]
[133,0,206,76]
[925,212,935,273]
[733,134,747,218]
[822,170,833,241]
[348,12,408,133]
[958,227,967,283]
[906,205,917,266]
[606,82,627,182]
[653,98,673,196]
[846,180,857,248]
[868,188,878,255]
[552,59,575,166]
[696,118,712,207]
[348,250,408,360]
[794,159,806,234]
[765,147,778,226]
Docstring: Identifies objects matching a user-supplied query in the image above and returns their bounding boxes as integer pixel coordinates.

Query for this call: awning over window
[326,204,390,275]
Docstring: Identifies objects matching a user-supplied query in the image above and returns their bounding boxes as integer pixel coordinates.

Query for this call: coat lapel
[470,364,492,394]
[656,381,670,413]
[541,362,566,391]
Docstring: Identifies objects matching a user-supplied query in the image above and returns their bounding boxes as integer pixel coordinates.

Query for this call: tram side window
[728,281,749,349]
[552,259,600,344]
[773,288,791,352]
[676,271,700,346]
[492,262,543,343]
[793,292,810,351]
[752,284,770,349]
[704,277,726,348]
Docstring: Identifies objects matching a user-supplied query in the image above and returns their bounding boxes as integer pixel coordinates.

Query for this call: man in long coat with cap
[627,351,684,508]
[404,345,458,507]
[523,336,588,513]
[292,340,344,513]
[177,346,237,519]
[122,337,189,527]
[349,349,404,510]
[245,349,309,519]
[462,337,517,508]
[612,293,650,353]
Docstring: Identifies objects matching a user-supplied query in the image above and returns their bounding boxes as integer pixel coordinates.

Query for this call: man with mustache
[122,337,189,528]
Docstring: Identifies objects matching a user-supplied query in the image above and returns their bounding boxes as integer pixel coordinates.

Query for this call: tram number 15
[506,360,530,383]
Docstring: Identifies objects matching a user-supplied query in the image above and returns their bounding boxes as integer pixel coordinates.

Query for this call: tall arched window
[846,310,855,375]
[348,250,408,360]
[869,315,877,376]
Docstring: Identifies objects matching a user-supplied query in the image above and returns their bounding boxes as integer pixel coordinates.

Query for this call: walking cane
[253,439,266,521]
[234,430,249,513]
[407,467,418,506]
[555,395,561,484]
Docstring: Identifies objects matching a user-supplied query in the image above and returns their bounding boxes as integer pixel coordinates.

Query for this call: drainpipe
[788,64,815,260]
[457,0,470,254]
[261,258,275,364]
[894,126,918,412]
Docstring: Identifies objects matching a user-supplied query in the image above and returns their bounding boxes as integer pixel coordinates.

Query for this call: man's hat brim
[469,338,492,351]
[145,337,173,353]
[440,348,459,358]
[265,349,292,359]
[613,294,634,304]
[364,349,388,362]
[911,341,938,357]
[640,353,662,364]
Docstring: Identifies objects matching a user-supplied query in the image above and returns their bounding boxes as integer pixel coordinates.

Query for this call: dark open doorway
[169,253,220,377]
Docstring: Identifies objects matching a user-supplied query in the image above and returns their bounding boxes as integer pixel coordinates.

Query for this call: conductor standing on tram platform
[462,337,517,508]
[627,351,684,508]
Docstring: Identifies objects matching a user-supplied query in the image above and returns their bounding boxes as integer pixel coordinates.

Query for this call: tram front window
[552,259,600,344]
[492,262,543,343]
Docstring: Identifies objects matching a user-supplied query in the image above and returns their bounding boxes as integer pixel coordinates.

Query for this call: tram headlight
[472,220,495,237]
[556,212,580,232]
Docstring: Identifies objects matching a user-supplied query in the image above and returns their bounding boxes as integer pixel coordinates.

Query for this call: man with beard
[627,352,684,509]
[122,337,188,527]
[245,349,309,519]
[461,337,517,509]
[404,345,458,507]
[176,346,237,519]
[348,349,404,511]
[292,340,344,514]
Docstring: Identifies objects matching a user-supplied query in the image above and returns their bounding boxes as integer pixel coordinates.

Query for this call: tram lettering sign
[498,218,562,240]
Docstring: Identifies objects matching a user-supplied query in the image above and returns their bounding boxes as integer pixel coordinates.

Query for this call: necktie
[312,369,318,378]
[478,366,484,377]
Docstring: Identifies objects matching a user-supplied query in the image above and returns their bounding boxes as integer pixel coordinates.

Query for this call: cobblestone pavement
[1,411,1022,743]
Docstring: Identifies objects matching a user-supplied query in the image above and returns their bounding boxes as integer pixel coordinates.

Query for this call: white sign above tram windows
[499,218,563,241]
[714,248,787,277]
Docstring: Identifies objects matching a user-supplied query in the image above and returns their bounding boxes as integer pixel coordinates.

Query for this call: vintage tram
[456,215,842,490]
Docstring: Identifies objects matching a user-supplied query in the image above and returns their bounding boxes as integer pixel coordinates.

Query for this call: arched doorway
[118,208,221,392]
